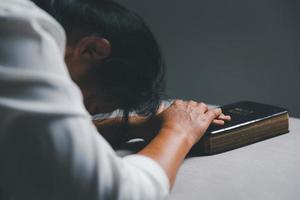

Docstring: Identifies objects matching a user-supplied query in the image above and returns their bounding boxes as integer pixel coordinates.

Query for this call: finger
[188,100,198,106]
[218,114,231,121]
[212,119,225,126]
[205,108,222,121]
[198,102,208,113]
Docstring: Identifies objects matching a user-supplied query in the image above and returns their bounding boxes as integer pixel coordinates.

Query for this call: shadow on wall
[116,0,300,117]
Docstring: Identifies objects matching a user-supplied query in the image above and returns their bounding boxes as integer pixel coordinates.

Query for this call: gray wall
[116,0,300,117]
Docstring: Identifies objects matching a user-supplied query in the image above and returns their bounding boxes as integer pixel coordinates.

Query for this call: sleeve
[0,1,169,200]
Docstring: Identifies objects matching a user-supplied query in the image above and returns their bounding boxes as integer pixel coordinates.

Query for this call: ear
[76,37,111,62]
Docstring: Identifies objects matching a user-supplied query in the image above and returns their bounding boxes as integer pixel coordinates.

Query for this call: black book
[190,101,289,155]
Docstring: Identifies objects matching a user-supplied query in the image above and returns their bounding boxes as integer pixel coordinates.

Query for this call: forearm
[95,116,194,187]
[138,127,193,187]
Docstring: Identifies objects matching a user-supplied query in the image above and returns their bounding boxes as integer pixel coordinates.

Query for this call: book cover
[190,101,289,155]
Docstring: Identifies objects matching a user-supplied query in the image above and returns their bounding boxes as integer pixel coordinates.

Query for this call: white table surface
[169,117,300,200]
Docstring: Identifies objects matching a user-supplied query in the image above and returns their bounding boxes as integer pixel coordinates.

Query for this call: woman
[33,0,230,147]
[0,0,230,199]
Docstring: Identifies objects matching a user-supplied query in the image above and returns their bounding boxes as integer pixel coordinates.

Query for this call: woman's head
[32,0,165,116]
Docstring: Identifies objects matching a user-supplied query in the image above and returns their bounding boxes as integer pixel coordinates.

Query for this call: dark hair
[32,0,165,117]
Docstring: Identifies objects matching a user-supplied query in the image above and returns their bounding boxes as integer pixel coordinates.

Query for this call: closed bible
[191,101,289,155]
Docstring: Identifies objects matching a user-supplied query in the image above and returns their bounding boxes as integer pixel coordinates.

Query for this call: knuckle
[188,100,198,106]
[199,102,208,108]
[216,108,222,114]
[174,100,183,105]
[207,110,217,118]
[199,102,206,106]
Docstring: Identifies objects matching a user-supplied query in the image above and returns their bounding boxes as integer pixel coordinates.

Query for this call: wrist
[160,125,195,148]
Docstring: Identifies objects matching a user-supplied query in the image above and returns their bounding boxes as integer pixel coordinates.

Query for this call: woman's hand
[157,100,230,146]
[138,100,231,186]
[94,99,231,187]
[94,100,231,147]
[157,100,231,126]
